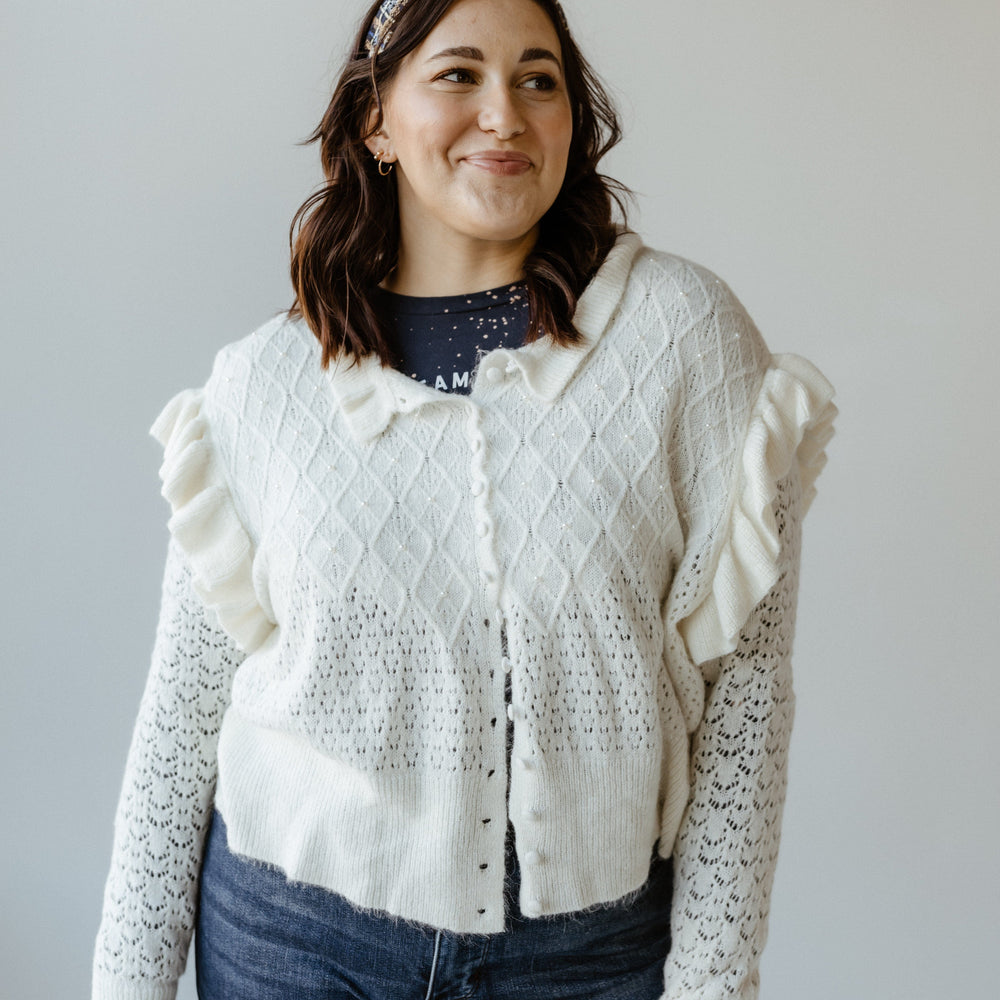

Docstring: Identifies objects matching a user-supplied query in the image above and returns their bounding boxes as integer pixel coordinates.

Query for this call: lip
[462,150,533,176]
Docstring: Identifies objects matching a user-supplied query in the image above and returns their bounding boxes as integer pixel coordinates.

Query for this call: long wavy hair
[289,0,630,368]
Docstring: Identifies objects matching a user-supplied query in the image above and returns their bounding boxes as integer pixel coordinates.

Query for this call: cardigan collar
[326,230,644,443]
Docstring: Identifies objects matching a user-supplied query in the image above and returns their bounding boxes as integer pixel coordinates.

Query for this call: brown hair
[289,0,630,368]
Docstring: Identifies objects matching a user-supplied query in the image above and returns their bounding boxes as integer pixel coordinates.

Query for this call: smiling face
[367,0,573,270]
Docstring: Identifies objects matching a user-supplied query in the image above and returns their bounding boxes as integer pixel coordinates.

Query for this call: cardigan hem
[215,707,664,934]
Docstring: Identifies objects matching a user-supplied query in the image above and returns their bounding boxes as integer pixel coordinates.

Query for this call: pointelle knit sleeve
[661,466,803,1000]
[92,388,272,1000]
[653,266,836,998]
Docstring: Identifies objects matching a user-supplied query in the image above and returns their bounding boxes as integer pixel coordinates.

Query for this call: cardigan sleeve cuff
[678,354,836,665]
[150,387,274,654]
[92,968,177,1000]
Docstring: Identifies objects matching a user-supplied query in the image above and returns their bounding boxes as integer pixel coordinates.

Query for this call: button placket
[464,401,508,924]
[508,678,547,915]
[473,349,517,392]
[465,403,501,604]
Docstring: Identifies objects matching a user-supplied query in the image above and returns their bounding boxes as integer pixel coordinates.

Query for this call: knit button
[471,438,482,453]
[524,849,541,866]
[524,899,543,917]
[506,704,515,721]
[502,657,512,673]
[470,480,485,496]
[485,366,503,383]
[476,521,489,537]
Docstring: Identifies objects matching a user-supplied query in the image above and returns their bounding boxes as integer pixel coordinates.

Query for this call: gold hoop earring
[375,151,394,176]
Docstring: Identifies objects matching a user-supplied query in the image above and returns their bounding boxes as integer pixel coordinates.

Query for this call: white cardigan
[93,231,835,1000]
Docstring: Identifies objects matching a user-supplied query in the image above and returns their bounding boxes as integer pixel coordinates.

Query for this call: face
[368,0,573,258]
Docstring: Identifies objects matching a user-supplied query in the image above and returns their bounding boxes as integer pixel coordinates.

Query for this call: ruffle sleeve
[150,388,275,654]
[678,354,836,666]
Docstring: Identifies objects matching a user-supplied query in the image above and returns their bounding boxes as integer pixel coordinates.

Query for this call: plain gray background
[3,1,998,998]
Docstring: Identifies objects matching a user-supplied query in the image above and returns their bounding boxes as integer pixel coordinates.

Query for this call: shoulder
[604,237,772,392]
[208,312,317,387]
[201,313,321,421]
[627,244,764,337]
[175,311,323,474]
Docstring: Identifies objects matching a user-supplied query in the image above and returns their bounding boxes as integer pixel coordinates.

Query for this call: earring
[374,151,394,176]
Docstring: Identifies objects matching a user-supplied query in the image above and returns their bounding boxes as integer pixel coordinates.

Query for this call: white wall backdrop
[2,1,997,998]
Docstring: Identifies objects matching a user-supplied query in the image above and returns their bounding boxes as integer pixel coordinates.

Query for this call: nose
[477,83,526,140]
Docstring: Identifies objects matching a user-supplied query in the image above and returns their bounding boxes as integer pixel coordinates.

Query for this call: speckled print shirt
[377,282,530,394]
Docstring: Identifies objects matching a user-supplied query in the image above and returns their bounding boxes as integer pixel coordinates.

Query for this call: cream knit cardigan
[93,231,835,1000]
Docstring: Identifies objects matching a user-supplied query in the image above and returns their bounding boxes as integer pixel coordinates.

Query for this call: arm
[92,535,244,1000]
[662,468,803,1000]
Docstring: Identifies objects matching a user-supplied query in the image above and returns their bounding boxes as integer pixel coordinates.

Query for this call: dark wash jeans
[195,810,673,1000]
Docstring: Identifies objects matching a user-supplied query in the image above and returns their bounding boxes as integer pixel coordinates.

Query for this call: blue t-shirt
[377,281,531,394]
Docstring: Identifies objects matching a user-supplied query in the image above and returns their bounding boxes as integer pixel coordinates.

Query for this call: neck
[385,223,538,297]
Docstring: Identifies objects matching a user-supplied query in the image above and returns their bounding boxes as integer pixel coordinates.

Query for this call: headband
[364,0,413,56]
[364,0,569,58]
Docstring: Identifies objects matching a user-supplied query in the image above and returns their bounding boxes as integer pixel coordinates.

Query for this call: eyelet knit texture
[93,232,835,1000]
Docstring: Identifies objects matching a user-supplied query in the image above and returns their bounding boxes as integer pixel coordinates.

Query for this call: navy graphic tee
[377,281,531,393]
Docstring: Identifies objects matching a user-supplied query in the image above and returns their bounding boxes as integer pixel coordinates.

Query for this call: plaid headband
[364,0,569,58]
[364,0,413,56]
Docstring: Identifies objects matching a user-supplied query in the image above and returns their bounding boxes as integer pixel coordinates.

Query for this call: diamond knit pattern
[93,235,835,1000]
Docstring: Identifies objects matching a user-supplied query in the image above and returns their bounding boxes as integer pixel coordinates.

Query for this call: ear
[364,130,391,159]
[362,103,395,161]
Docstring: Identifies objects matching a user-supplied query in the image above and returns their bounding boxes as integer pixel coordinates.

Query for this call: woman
[93,0,836,998]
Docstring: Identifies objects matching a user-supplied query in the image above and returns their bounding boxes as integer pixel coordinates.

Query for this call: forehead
[416,0,560,55]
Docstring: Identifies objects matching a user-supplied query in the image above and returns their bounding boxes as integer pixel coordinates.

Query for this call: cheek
[403,122,464,173]
[543,110,573,165]
[548,128,573,175]
[401,94,464,145]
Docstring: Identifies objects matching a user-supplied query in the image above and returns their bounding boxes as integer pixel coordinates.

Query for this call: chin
[460,210,546,245]
[465,222,538,244]
[454,189,550,244]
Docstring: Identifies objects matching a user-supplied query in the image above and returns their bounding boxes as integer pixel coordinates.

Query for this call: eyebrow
[428,46,562,68]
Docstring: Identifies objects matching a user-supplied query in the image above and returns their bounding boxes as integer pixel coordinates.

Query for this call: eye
[521,73,558,92]
[436,67,477,85]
